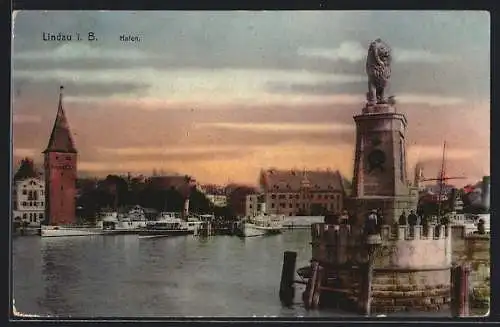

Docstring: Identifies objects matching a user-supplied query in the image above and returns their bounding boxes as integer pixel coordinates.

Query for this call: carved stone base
[362,103,396,115]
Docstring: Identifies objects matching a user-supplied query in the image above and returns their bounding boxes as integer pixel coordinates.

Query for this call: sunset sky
[12,11,490,186]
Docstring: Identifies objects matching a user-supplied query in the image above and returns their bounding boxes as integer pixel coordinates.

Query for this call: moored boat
[41,225,104,237]
[137,212,192,237]
[100,210,147,235]
[237,213,285,237]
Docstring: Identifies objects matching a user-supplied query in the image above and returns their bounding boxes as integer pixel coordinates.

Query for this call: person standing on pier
[407,210,418,226]
[421,214,430,235]
[364,209,379,235]
[399,211,407,225]
[339,210,349,225]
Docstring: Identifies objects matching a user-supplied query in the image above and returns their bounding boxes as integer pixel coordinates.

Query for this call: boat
[138,234,169,240]
[237,213,285,237]
[100,210,147,235]
[40,224,104,237]
[137,212,192,237]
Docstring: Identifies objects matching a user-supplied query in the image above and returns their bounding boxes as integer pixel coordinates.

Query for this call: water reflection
[13,231,348,317]
[41,238,84,315]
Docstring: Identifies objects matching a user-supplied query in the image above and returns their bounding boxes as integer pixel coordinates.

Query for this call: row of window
[22,212,44,222]
[270,193,339,200]
[270,203,337,210]
[22,190,43,200]
[270,202,338,210]
[21,201,44,207]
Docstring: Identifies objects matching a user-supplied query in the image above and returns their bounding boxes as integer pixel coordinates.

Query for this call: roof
[13,158,41,181]
[43,86,77,154]
[260,168,345,193]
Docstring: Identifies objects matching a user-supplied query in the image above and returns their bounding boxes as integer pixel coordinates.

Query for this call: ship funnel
[259,202,266,214]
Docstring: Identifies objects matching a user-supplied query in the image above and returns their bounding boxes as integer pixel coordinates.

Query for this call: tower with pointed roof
[43,86,78,225]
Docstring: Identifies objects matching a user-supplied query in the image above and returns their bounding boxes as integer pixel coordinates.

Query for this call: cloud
[12,78,149,99]
[407,145,481,168]
[395,49,456,63]
[15,43,156,61]
[298,41,457,64]
[194,122,355,133]
[96,145,242,157]
[297,42,366,63]
[13,148,37,157]
[12,114,41,124]
[268,78,466,106]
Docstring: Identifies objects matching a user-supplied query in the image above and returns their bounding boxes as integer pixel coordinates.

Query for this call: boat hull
[239,223,282,237]
[41,226,104,237]
[137,229,192,237]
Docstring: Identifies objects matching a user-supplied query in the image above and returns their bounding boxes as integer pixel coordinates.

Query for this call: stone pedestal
[349,102,417,224]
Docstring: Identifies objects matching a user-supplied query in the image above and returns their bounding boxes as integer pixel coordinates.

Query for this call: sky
[11,11,490,186]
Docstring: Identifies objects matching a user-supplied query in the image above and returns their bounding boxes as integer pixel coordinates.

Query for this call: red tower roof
[43,86,77,154]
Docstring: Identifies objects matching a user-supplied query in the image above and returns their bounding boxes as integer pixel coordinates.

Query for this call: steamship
[237,203,285,237]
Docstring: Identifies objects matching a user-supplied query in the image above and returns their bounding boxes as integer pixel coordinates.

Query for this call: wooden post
[304,261,320,310]
[359,248,375,316]
[451,264,470,317]
[279,251,297,306]
[312,265,324,308]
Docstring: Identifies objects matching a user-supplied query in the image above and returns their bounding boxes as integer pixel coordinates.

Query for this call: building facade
[12,158,45,227]
[198,184,228,207]
[245,194,259,217]
[43,86,78,226]
[259,169,346,216]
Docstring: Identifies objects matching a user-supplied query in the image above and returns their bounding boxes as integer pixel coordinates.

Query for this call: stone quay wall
[310,224,454,312]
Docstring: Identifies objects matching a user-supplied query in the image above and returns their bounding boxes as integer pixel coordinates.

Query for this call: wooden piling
[451,264,470,317]
[358,260,374,315]
[304,261,320,309]
[279,251,297,306]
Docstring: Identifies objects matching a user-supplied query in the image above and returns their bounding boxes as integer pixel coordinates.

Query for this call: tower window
[22,190,27,195]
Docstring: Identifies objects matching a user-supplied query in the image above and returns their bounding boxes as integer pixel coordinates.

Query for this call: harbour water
[13,230,478,318]
[13,230,333,318]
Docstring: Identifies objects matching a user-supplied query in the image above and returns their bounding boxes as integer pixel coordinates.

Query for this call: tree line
[76,175,238,220]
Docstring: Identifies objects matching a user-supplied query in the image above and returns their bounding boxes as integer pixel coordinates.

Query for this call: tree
[188,188,212,214]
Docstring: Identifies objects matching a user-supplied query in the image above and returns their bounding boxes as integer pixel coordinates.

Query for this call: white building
[198,184,228,207]
[13,177,45,227]
[206,194,227,207]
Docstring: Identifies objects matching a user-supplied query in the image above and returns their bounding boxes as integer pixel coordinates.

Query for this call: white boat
[138,212,192,236]
[186,214,205,234]
[100,211,147,234]
[41,225,104,237]
[238,213,285,237]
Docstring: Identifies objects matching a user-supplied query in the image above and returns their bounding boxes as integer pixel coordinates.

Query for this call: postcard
[11,10,490,319]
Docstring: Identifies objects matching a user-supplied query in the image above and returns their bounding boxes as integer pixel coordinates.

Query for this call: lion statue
[366,38,392,104]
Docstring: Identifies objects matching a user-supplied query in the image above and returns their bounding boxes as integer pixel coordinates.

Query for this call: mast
[422,141,466,222]
[436,141,447,219]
